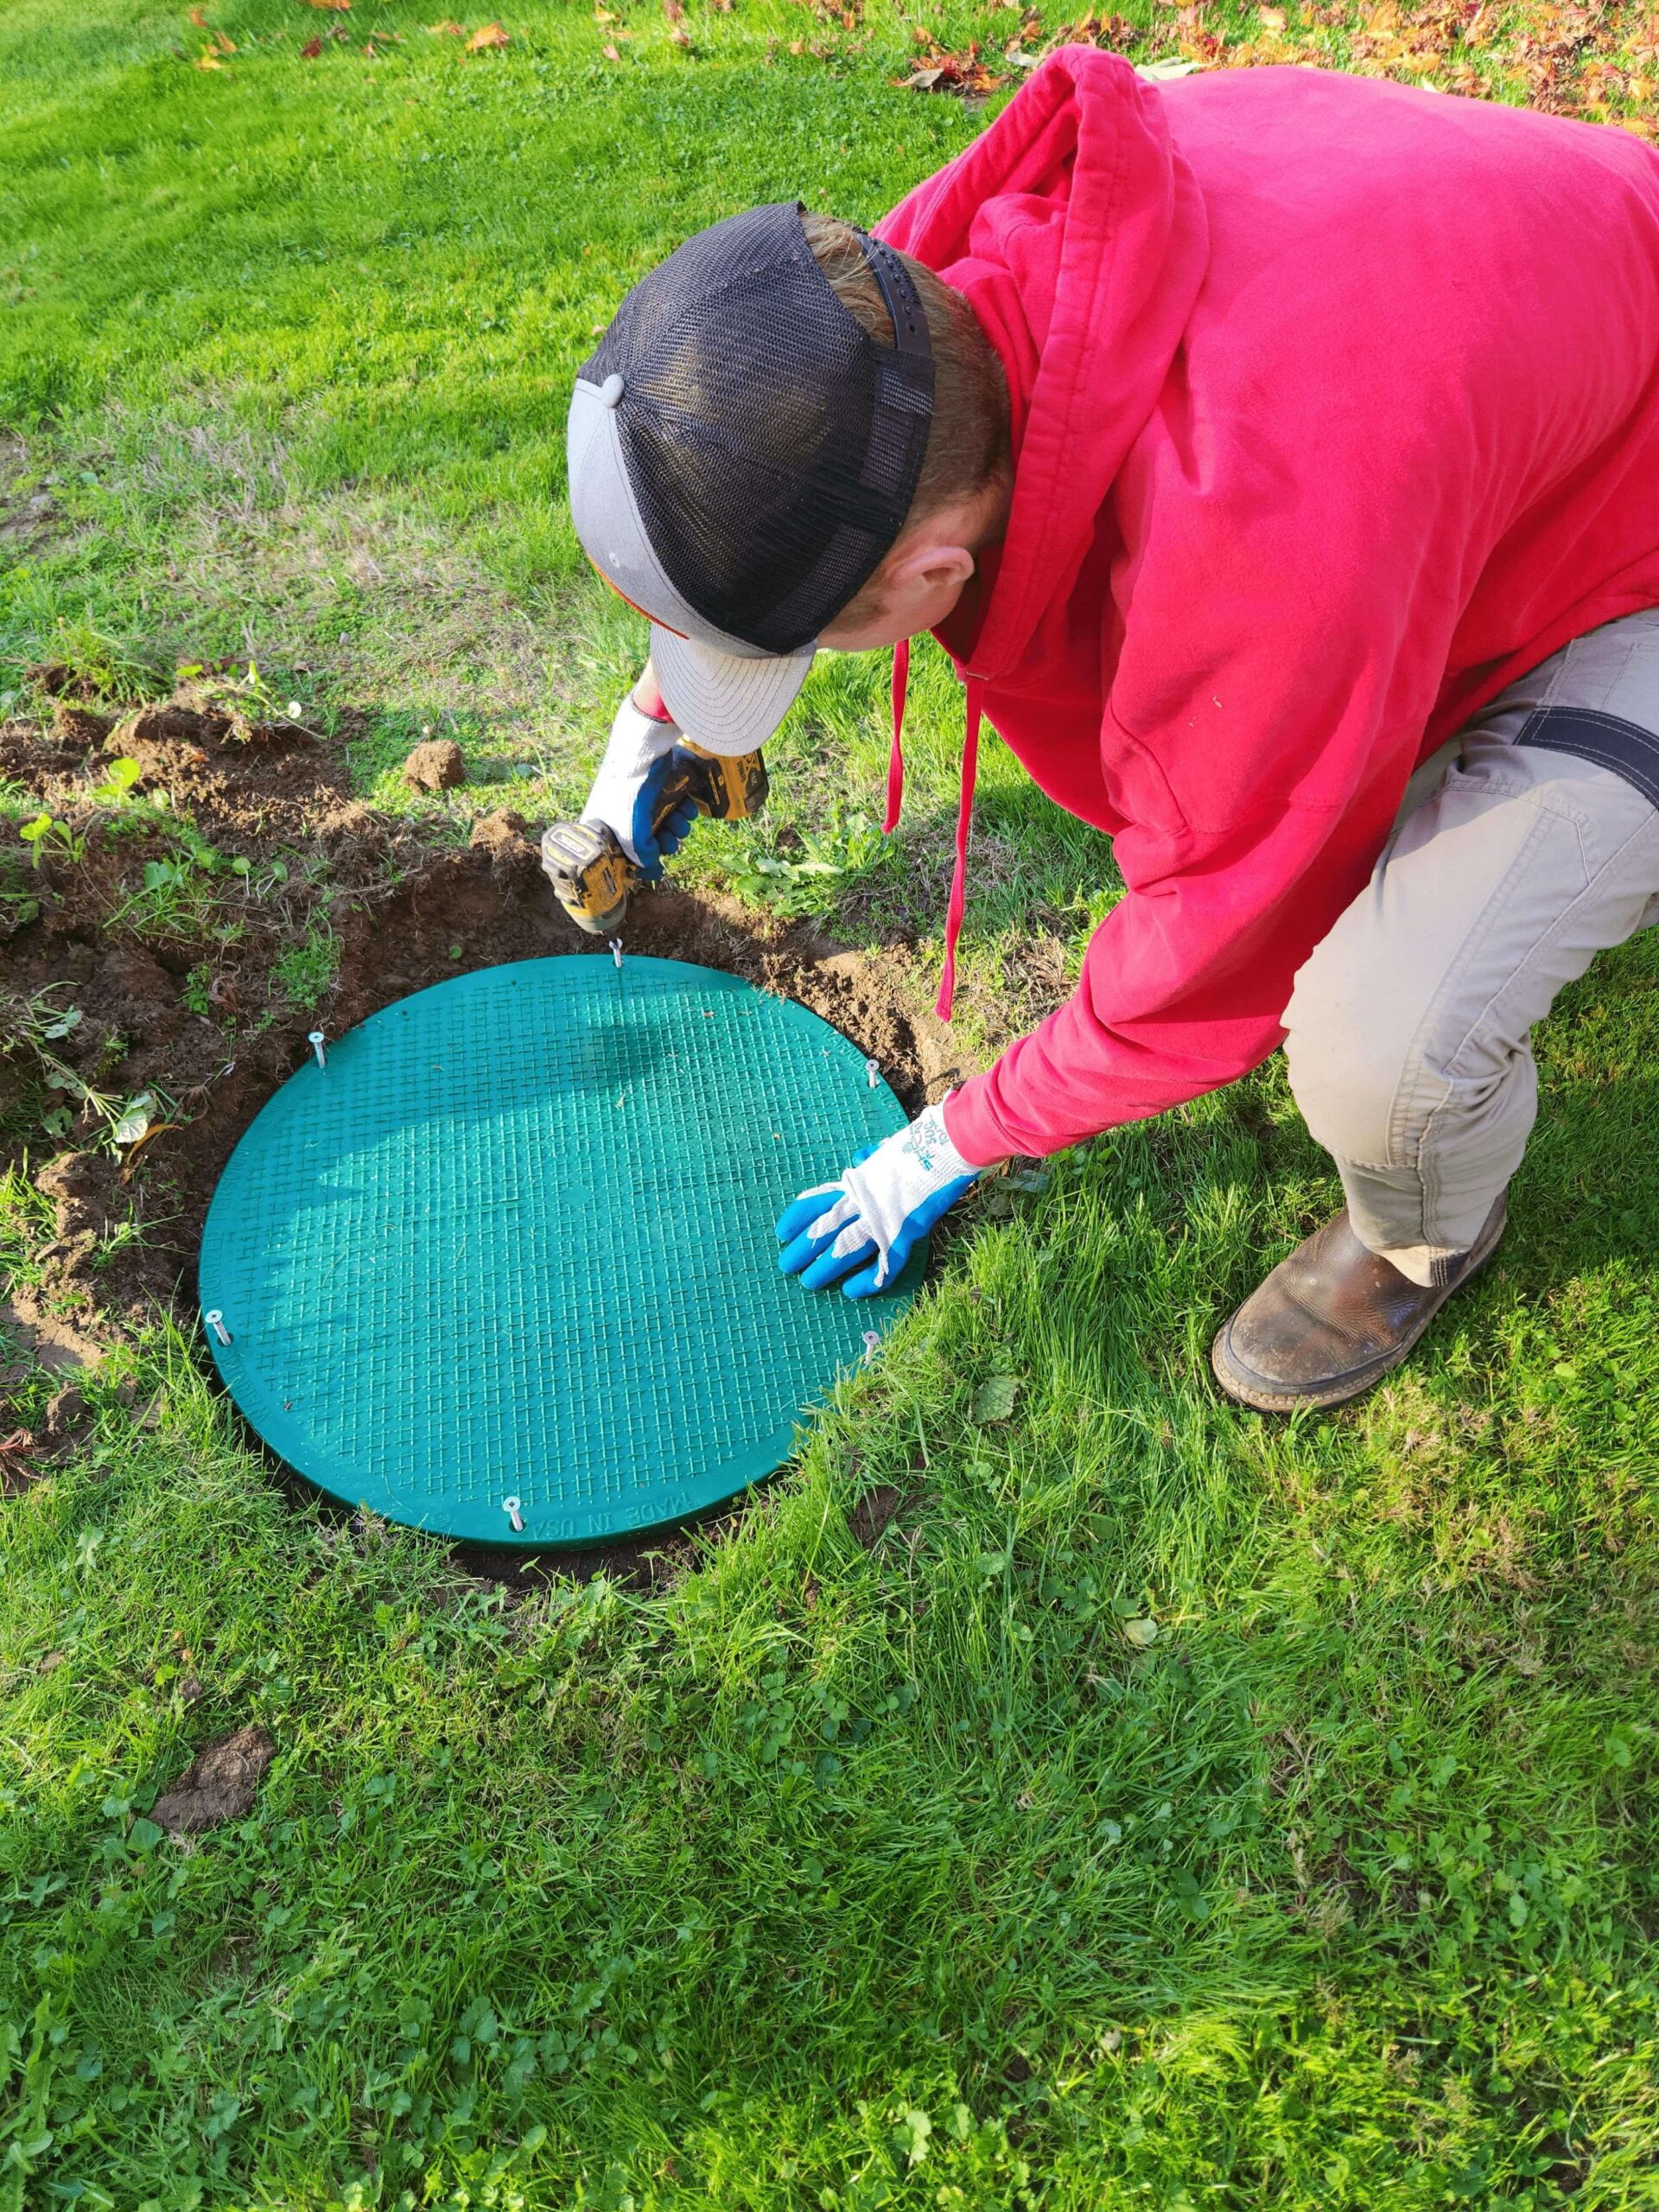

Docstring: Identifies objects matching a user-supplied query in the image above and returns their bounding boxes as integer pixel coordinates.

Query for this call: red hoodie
[875,53,1659,1166]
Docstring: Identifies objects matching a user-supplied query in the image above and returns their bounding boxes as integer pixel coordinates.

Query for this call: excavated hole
[3,696,963,1580]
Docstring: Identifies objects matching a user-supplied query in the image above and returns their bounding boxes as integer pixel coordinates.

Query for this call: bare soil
[2,679,963,1350]
[149,1722,276,1835]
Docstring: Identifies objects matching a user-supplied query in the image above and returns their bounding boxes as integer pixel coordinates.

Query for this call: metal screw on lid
[600,373,625,408]
[308,1030,327,1071]
[502,1495,525,1533]
[865,1057,880,1090]
[204,1308,232,1346]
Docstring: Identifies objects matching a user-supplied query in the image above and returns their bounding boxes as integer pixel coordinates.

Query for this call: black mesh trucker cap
[567,201,935,754]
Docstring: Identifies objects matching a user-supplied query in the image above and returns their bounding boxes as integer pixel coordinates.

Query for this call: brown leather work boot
[1211,1196,1507,1411]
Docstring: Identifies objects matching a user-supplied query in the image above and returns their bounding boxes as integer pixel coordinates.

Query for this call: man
[565,49,1659,1410]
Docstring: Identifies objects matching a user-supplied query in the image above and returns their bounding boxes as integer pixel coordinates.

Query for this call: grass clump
[270,919,340,1013]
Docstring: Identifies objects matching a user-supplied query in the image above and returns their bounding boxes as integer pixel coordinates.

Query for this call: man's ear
[886,537,976,596]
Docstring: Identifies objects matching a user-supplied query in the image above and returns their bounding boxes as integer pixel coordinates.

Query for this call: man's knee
[1283,915,1440,1167]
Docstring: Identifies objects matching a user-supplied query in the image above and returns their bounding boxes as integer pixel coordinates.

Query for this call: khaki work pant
[1285,607,1659,1287]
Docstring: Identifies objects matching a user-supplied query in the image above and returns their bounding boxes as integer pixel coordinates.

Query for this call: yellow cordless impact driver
[540,743,768,936]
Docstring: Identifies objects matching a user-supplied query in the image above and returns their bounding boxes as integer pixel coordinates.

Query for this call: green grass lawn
[3,3,1658,2206]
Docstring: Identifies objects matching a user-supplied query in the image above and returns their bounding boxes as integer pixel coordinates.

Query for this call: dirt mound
[402,736,466,791]
[3,689,962,1344]
[1,692,360,846]
[149,1724,276,1836]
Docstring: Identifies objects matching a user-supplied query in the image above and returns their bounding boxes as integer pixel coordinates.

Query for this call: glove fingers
[656,802,699,858]
[776,1185,843,1247]
[801,1235,878,1292]
[844,1221,912,1297]
[779,1196,859,1276]
[779,1227,827,1276]
[780,1217,857,1276]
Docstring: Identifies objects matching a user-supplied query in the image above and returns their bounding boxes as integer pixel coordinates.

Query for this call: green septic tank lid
[198,956,918,1546]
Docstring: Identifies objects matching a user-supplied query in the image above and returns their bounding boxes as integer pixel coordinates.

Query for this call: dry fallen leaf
[300,32,322,54]
[594,4,618,16]
[663,0,684,16]
[602,39,621,56]
[899,32,1004,94]
[467,18,510,45]
[670,22,692,42]
[308,0,351,10]
[194,46,224,67]
[188,3,208,22]
[119,1122,180,1182]
[213,27,235,49]
[1,1433,41,1501]
[1258,4,1287,27]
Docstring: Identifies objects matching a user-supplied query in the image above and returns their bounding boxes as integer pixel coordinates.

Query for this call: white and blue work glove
[776,1096,981,1299]
[582,693,699,882]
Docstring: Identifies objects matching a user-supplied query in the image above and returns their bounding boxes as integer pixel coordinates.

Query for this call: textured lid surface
[199,957,918,1544]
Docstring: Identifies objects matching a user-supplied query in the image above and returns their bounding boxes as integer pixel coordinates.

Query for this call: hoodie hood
[880,48,1209,689]
[871,50,1209,1014]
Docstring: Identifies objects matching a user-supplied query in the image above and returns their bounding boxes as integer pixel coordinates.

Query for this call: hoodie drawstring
[885,638,909,834]
[884,643,982,1024]
[937,675,982,1023]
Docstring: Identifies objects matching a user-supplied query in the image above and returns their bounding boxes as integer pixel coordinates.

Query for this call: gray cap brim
[569,372,816,757]
[651,626,815,758]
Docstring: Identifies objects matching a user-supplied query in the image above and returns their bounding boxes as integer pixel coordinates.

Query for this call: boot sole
[1210,1211,1505,1414]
